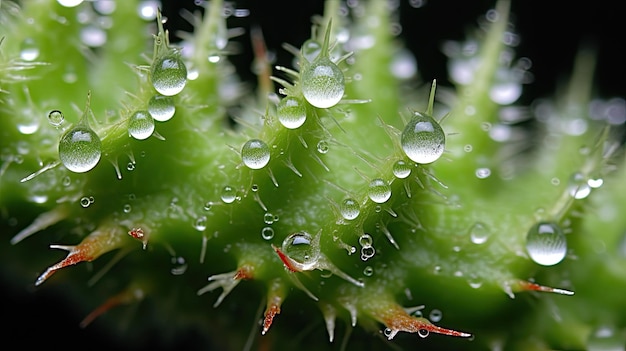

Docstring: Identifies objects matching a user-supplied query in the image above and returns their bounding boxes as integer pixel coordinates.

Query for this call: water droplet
[301,39,322,62]
[170,256,188,275]
[203,201,212,211]
[137,1,158,20]
[282,231,319,270]
[418,329,430,338]
[220,185,236,203]
[301,56,345,108]
[80,196,90,208]
[401,112,445,164]
[194,216,207,231]
[359,234,373,247]
[429,309,442,322]
[263,212,274,225]
[568,172,591,199]
[148,94,176,122]
[277,96,307,129]
[123,204,132,213]
[526,221,567,266]
[47,110,65,127]
[261,227,274,240]
[80,25,107,47]
[368,178,391,203]
[587,325,625,351]
[59,125,102,173]
[62,176,71,187]
[151,52,188,96]
[128,110,155,140]
[469,222,489,245]
[475,167,491,179]
[19,38,39,61]
[392,160,411,179]
[57,0,83,7]
[363,266,374,276]
[241,139,270,170]
[340,198,360,220]
[316,140,329,154]
[127,162,135,171]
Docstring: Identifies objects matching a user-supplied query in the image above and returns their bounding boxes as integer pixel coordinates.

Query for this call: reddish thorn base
[271,244,300,272]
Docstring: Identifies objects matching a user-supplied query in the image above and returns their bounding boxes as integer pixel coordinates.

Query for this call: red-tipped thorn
[262,278,286,335]
[377,304,471,340]
[79,286,144,328]
[513,280,574,296]
[272,244,300,272]
[262,303,281,335]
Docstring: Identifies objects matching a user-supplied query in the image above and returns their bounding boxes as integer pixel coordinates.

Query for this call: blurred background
[2,0,624,350]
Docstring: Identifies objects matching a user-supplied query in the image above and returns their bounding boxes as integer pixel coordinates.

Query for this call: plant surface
[1,0,625,350]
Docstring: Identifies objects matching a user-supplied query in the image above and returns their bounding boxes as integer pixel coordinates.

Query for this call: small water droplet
[316,140,329,154]
[401,111,445,164]
[62,176,71,187]
[148,94,176,122]
[261,227,274,240]
[469,222,489,244]
[567,172,591,199]
[359,234,373,247]
[123,204,132,213]
[301,39,322,62]
[128,110,155,140]
[277,95,307,129]
[170,256,188,275]
[587,325,625,351]
[526,221,567,266]
[282,231,319,269]
[340,198,360,220]
[19,38,40,61]
[57,0,83,7]
[47,110,65,127]
[127,162,135,171]
[418,329,429,338]
[220,186,236,203]
[368,178,391,203]
[263,212,274,225]
[194,216,207,231]
[363,266,374,276]
[301,57,345,108]
[475,167,491,179]
[151,52,188,96]
[80,196,91,208]
[392,160,411,179]
[241,139,270,170]
[59,125,102,173]
[429,309,442,322]
[203,201,212,211]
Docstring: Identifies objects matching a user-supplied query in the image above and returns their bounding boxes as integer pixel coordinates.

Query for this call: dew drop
[170,256,188,275]
[475,167,491,179]
[151,52,188,96]
[567,172,591,199]
[340,198,360,220]
[128,110,155,140]
[282,231,319,269]
[241,139,270,170]
[220,186,236,204]
[194,216,207,231]
[80,196,90,208]
[587,325,625,351]
[19,38,40,61]
[47,110,65,127]
[363,266,374,276]
[263,212,274,225]
[526,221,567,266]
[418,329,429,338]
[123,204,132,213]
[392,160,411,179]
[277,95,307,129]
[368,178,391,203]
[148,94,176,122]
[301,56,345,108]
[429,309,442,322]
[469,222,489,245]
[301,39,322,62]
[58,125,102,173]
[316,140,329,154]
[401,111,445,164]
[261,227,275,240]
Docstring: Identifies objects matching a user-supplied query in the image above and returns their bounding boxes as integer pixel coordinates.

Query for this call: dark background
[3,0,624,350]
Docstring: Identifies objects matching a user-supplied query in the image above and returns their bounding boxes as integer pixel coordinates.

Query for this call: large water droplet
[301,57,345,108]
[241,139,270,170]
[220,186,236,203]
[368,178,391,203]
[340,198,360,220]
[148,94,176,122]
[128,110,155,140]
[151,52,188,96]
[277,96,307,129]
[401,112,445,164]
[526,221,567,266]
[282,231,319,270]
[58,125,101,173]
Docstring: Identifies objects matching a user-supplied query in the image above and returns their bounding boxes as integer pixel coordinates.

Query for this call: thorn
[272,244,301,272]
[127,227,148,249]
[80,286,145,328]
[513,280,575,295]
[262,278,285,335]
[11,205,69,245]
[320,302,337,342]
[197,267,251,307]
[35,226,126,286]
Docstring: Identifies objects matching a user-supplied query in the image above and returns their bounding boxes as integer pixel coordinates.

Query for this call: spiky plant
[1,0,625,350]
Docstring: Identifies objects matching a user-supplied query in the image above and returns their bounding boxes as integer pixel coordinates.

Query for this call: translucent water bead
[148,94,175,122]
[401,111,445,164]
[277,96,307,129]
[526,221,567,266]
[128,110,155,140]
[282,231,319,270]
[301,39,322,62]
[301,56,345,109]
[150,51,187,96]
[241,139,271,170]
[59,125,101,173]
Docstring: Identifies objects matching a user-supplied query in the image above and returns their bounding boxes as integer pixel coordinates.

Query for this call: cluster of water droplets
[359,233,375,261]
